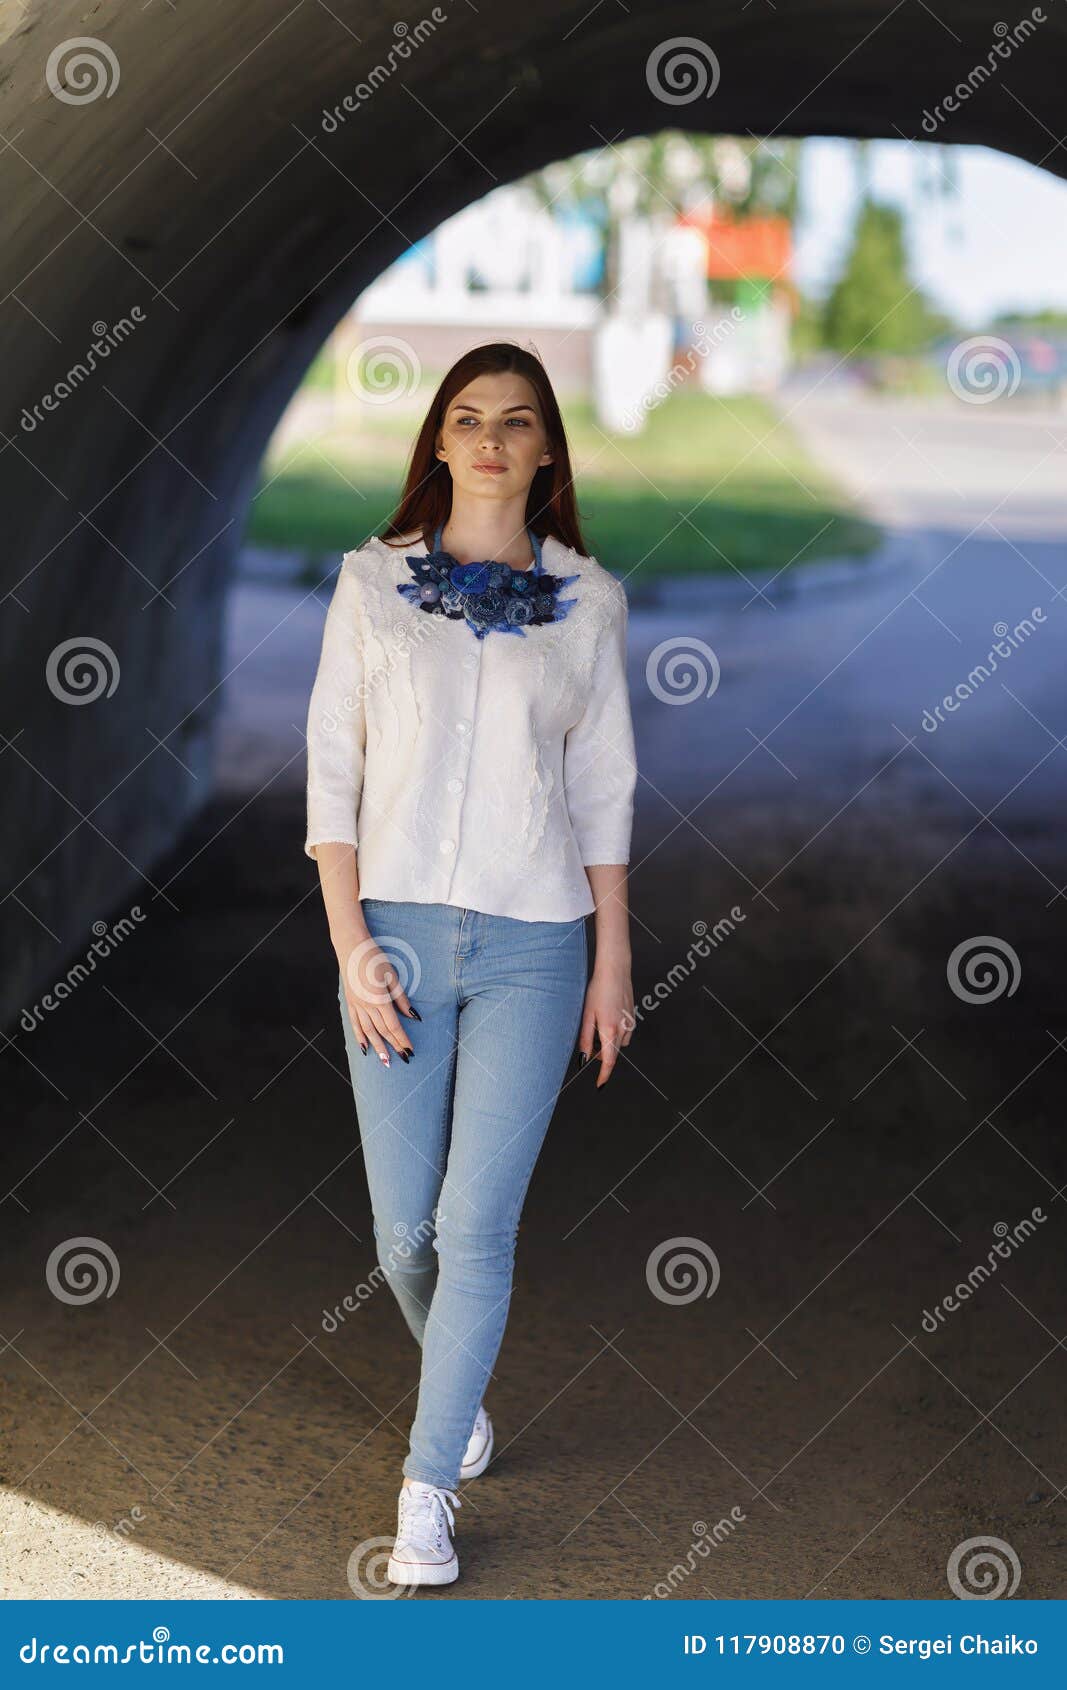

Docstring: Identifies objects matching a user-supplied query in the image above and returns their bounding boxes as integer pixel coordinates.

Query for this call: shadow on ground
[2,769,1065,1599]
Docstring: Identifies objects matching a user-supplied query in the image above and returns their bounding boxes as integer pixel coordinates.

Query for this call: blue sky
[793,138,1067,329]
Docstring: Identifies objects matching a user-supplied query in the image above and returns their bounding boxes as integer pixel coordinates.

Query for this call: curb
[623,527,926,615]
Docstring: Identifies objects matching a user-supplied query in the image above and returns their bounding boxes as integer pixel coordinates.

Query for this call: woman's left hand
[577,957,635,1087]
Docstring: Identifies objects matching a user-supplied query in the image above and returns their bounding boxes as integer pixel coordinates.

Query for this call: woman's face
[434,372,554,501]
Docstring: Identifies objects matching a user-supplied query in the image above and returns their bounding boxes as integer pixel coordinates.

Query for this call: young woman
[304,342,637,1588]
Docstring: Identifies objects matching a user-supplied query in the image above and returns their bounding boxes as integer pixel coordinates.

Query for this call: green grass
[244,384,882,585]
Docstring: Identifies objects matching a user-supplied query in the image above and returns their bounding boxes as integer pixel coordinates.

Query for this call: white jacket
[304,530,637,922]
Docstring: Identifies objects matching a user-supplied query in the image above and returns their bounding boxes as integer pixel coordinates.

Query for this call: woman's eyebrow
[450,401,537,414]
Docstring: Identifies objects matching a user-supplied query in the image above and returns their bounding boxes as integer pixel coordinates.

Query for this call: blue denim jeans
[337,899,588,1488]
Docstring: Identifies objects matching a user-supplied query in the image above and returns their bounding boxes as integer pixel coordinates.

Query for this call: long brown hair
[378,342,589,555]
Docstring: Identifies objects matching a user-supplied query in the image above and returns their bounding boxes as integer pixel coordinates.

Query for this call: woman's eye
[452,414,530,428]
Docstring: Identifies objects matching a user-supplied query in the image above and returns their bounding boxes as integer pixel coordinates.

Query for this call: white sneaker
[387,1481,461,1587]
[460,1402,494,1480]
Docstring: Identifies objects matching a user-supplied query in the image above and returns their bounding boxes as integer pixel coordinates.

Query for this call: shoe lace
[402,1484,461,1548]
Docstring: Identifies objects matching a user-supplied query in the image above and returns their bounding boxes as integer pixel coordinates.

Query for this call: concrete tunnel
[4,0,1067,1605]
[2,0,1064,1019]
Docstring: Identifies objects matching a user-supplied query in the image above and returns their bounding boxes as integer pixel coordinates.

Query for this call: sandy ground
[2,394,1066,1600]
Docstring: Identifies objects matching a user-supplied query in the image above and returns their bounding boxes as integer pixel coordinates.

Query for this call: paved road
[3,394,1066,1599]
[628,390,1067,826]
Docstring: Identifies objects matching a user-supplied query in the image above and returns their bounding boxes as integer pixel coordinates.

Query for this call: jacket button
[447,778,464,794]
[439,838,456,853]
[455,719,470,733]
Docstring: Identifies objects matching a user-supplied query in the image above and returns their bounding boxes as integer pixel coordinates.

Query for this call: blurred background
[225,131,1067,790]
[241,134,1067,589]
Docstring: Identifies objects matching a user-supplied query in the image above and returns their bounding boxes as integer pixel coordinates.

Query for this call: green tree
[822,197,942,355]
[992,308,1067,332]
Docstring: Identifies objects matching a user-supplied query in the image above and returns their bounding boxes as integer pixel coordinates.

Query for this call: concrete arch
[2,0,1062,1014]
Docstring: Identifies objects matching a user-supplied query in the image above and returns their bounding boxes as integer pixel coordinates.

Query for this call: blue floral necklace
[396,522,579,640]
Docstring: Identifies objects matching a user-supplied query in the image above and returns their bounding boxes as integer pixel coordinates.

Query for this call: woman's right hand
[336,932,416,1067]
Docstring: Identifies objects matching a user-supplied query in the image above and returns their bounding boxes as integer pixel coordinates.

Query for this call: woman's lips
[473,462,507,475]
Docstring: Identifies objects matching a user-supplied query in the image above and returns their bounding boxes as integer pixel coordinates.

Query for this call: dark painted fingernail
[398,1048,411,1063]
[409,1006,422,1022]
[579,1052,589,1067]
[359,1042,367,1056]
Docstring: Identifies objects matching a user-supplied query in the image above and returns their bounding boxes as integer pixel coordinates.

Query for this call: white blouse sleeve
[304,555,366,860]
[562,581,637,867]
